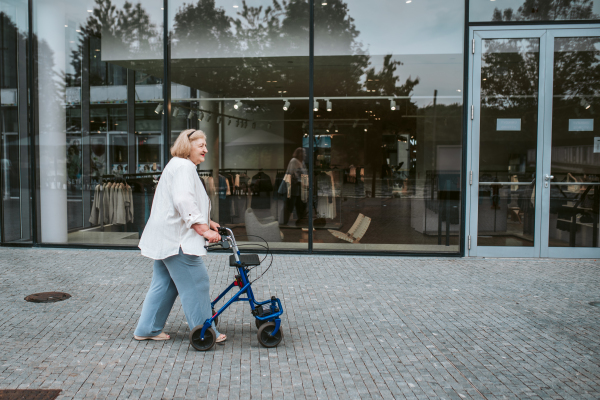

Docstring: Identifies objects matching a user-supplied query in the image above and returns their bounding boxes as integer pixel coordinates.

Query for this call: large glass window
[312,0,464,252]
[168,0,310,250]
[1,0,31,243]
[20,0,466,252]
[470,0,600,22]
[33,0,164,245]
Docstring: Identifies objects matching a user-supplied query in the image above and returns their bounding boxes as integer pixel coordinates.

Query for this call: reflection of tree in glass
[170,0,419,107]
[492,0,598,21]
[68,0,159,85]
[553,37,600,100]
[481,39,539,110]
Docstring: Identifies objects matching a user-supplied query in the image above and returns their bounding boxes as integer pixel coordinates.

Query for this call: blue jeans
[134,248,220,338]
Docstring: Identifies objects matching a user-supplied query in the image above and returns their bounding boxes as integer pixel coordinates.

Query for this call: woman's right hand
[203,229,221,243]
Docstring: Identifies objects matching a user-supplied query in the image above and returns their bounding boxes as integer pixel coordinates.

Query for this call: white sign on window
[594,137,600,153]
[569,119,594,131]
[496,118,521,131]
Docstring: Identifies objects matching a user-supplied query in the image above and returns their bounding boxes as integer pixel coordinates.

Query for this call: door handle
[544,174,554,181]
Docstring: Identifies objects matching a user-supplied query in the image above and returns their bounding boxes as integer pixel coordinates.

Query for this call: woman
[134,129,226,343]
[283,147,307,224]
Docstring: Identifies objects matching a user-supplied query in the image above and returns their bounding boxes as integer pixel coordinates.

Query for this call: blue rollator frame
[191,227,283,350]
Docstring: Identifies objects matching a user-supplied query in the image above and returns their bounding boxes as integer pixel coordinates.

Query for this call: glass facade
[470,0,600,22]
[1,0,597,255]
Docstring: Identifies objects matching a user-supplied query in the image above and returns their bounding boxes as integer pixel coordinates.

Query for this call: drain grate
[0,389,61,400]
[24,292,71,303]
[590,301,600,307]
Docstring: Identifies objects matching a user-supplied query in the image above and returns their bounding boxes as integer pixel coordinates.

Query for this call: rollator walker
[189,227,284,351]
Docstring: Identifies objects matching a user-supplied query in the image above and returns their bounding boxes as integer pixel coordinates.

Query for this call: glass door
[468,27,600,258]
[542,29,600,258]
[468,30,547,257]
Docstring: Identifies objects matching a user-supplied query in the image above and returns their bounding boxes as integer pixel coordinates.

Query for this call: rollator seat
[229,254,261,267]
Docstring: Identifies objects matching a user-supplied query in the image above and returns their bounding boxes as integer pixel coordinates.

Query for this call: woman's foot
[134,332,171,341]
[216,333,227,343]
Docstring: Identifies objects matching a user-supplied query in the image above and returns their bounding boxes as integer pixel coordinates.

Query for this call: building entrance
[467,26,600,258]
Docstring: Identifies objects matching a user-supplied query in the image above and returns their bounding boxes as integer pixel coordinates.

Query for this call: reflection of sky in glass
[470,0,600,21]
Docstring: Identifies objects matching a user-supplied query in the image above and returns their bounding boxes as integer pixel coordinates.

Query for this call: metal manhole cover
[0,389,61,400]
[24,292,71,303]
[590,301,600,307]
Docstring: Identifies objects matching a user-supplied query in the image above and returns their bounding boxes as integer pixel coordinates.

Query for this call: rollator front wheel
[257,322,283,348]
[189,326,216,351]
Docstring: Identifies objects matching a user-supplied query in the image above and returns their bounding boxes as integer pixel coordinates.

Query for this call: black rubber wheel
[212,309,218,327]
[257,322,283,348]
[255,318,266,329]
[189,326,216,351]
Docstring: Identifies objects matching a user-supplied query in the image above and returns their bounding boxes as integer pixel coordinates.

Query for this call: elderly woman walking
[134,129,226,344]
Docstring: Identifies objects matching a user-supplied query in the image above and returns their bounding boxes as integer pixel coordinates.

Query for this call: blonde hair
[170,129,207,158]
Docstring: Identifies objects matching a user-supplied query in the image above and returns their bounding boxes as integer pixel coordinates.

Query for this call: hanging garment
[511,175,519,192]
[114,184,127,225]
[250,171,273,209]
[316,172,336,219]
[301,174,309,203]
[125,185,134,223]
[89,184,103,225]
[283,174,292,198]
[103,183,111,224]
[348,165,356,183]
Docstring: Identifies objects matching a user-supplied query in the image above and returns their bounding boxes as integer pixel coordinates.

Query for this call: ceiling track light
[172,107,179,117]
[390,99,397,111]
[234,100,242,109]
[217,116,222,124]
[228,118,232,125]
[326,99,332,112]
[198,111,204,121]
[154,103,163,114]
[313,99,319,111]
[236,119,240,127]
[283,100,290,111]
[206,114,212,122]
[187,110,194,119]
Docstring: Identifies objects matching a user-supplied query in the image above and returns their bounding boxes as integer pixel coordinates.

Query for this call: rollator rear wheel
[255,318,266,329]
[257,322,283,348]
[189,326,216,351]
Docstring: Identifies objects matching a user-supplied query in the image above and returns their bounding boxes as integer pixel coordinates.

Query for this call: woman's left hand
[209,221,220,231]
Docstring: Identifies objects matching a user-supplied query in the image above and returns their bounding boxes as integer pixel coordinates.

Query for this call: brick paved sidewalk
[0,248,599,399]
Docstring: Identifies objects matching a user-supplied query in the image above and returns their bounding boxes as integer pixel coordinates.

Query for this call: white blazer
[138,157,210,259]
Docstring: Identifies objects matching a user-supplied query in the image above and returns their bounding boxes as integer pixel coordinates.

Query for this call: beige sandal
[134,332,171,341]
[216,334,227,343]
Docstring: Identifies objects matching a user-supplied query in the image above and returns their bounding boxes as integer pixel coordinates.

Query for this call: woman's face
[189,137,208,165]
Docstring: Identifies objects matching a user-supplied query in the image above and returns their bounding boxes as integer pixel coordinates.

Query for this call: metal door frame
[467,24,600,258]
[467,28,547,257]
[542,27,600,258]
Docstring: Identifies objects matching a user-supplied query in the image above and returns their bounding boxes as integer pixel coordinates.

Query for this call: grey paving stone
[0,248,599,399]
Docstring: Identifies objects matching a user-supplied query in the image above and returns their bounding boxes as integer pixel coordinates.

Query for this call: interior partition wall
[0,0,467,255]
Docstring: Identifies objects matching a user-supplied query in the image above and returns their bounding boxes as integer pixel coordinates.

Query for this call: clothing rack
[197,169,213,177]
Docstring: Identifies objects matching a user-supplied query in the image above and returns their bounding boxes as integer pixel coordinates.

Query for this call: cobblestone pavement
[0,248,599,399]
